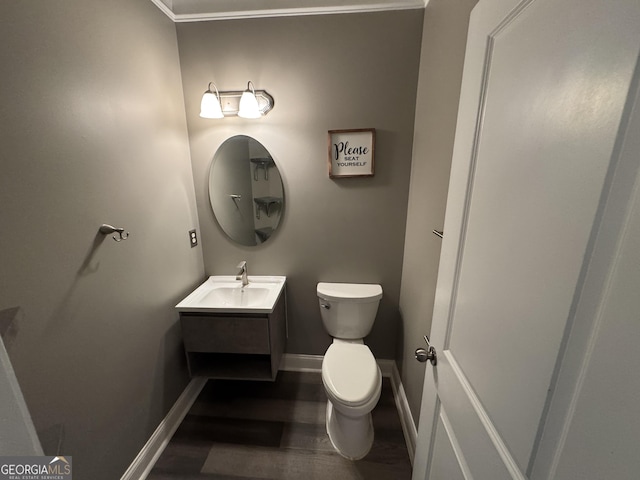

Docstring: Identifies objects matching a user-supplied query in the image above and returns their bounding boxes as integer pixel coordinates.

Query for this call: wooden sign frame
[327,128,376,178]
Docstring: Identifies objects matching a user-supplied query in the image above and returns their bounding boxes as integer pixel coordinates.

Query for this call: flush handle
[320,303,331,309]
[415,335,437,366]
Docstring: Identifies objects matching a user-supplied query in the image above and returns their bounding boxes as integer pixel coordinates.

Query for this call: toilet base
[325,400,374,460]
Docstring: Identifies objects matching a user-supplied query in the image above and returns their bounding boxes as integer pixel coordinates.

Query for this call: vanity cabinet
[179,291,286,381]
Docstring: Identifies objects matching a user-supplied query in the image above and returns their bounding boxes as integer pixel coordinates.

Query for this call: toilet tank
[317,283,383,340]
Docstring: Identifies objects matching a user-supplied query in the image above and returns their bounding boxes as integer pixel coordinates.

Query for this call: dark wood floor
[148,371,413,479]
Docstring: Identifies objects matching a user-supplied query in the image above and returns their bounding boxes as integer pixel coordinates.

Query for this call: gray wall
[399,0,478,425]
[176,11,423,359]
[0,1,203,478]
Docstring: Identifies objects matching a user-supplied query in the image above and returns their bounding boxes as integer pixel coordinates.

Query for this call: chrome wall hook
[113,230,129,242]
[229,194,242,209]
[99,224,130,242]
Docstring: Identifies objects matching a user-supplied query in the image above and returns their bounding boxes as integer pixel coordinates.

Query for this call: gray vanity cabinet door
[180,316,270,354]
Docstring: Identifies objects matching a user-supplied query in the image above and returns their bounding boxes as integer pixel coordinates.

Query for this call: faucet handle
[235,261,249,286]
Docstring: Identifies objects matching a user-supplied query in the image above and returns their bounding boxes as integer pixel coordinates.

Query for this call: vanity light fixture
[199,82,224,119]
[238,81,261,119]
[199,80,274,119]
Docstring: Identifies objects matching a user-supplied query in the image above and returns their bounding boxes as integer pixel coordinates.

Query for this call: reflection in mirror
[209,136,284,246]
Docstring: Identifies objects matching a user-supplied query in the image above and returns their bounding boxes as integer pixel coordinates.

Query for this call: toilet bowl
[317,282,383,460]
[322,339,382,459]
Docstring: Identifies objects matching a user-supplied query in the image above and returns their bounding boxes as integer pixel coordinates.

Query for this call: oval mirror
[209,135,284,246]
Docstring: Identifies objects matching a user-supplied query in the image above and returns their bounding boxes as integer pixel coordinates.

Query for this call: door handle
[415,335,437,366]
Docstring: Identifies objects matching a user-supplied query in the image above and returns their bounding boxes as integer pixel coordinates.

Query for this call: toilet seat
[322,342,380,407]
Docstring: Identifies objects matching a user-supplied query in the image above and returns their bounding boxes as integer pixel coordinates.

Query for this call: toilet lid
[317,283,383,303]
[322,343,380,406]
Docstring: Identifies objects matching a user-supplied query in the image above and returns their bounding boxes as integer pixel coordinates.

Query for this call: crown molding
[151,0,428,23]
[150,0,177,21]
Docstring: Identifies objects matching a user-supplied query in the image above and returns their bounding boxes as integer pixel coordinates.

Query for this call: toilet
[317,282,383,460]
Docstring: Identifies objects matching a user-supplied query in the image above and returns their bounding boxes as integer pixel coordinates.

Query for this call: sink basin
[175,276,286,313]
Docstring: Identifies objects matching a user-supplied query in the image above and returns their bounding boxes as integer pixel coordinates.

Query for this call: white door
[0,337,42,455]
[412,0,640,479]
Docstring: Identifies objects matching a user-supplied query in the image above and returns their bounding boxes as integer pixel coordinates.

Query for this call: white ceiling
[151,0,427,22]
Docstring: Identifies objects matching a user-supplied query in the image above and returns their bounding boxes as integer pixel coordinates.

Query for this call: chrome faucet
[236,261,248,287]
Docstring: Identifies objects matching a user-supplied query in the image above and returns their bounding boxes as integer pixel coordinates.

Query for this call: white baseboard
[388,363,418,464]
[279,353,323,372]
[124,354,418,478]
[120,377,207,480]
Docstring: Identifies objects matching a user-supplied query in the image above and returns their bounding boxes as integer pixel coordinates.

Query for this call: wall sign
[328,128,375,178]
